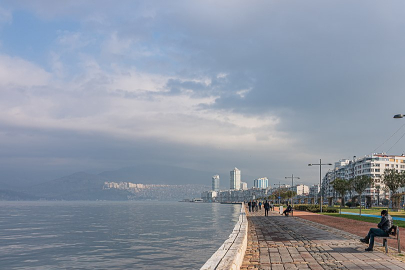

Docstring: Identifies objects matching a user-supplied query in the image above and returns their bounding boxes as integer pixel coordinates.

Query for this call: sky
[1,0,405,188]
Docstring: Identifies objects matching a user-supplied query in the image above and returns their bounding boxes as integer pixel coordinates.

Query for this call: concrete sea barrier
[200,203,248,270]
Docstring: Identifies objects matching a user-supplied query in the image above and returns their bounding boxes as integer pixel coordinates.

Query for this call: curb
[200,203,248,270]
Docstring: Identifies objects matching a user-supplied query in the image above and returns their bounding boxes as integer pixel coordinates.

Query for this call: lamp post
[273,182,283,205]
[285,174,300,207]
[308,159,332,213]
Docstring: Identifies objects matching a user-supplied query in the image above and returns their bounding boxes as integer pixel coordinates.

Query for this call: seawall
[200,203,248,270]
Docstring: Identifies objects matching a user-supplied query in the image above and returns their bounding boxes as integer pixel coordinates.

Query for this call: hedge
[293,204,338,213]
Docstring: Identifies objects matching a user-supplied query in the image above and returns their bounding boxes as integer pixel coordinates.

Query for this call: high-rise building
[212,175,220,192]
[253,177,269,188]
[230,167,241,190]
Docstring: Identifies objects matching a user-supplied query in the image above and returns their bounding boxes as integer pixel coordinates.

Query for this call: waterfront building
[309,184,320,197]
[290,184,309,195]
[322,153,405,206]
[253,177,268,189]
[212,175,220,192]
[240,182,248,190]
[230,167,241,190]
[201,191,218,202]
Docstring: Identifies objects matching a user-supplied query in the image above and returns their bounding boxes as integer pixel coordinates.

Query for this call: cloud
[0,54,50,86]
[2,0,405,186]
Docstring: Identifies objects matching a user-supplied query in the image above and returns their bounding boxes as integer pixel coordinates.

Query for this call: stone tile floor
[241,209,405,270]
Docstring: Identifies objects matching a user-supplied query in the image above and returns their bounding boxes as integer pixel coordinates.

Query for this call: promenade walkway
[241,208,405,270]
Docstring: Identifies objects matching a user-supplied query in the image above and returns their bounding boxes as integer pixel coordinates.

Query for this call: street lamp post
[285,174,300,207]
[308,159,332,213]
[273,182,282,205]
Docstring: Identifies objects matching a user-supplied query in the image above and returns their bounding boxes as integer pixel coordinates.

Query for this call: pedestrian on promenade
[255,201,259,212]
[251,201,256,212]
[360,210,393,251]
[258,201,262,210]
[248,201,252,212]
[264,200,270,216]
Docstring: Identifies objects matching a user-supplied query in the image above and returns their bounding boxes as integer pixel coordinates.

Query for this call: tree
[382,169,405,210]
[331,178,349,214]
[347,178,355,203]
[375,184,380,206]
[352,175,373,215]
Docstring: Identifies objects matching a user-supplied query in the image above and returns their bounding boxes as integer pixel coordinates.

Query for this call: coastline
[200,203,248,270]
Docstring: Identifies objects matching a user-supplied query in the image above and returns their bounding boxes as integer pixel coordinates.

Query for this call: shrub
[292,204,338,213]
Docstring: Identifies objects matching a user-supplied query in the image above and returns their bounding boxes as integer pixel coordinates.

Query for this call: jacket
[378,214,393,232]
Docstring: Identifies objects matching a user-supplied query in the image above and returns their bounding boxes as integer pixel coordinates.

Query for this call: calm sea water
[0,201,240,270]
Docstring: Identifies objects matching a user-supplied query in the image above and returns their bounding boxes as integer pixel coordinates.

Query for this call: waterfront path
[241,209,405,270]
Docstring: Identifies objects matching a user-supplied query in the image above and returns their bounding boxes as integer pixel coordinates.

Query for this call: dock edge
[200,203,248,270]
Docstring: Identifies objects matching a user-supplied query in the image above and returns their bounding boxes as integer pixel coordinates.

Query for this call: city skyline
[1,1,405,187]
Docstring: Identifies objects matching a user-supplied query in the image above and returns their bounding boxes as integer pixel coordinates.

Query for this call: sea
[0,201,241,270]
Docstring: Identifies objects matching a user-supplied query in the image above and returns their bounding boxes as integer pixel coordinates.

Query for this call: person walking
[259,201,262,210]
[264,200,270,216]
[360,210,393,251]
[248,201,252,212]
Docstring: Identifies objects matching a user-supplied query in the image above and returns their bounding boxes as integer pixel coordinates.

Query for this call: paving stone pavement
[241,209,405,270]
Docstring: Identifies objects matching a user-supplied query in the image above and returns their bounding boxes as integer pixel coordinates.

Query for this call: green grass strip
[322,213,405,228]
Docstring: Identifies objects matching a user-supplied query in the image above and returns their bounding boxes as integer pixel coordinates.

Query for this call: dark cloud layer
[1,1,405,187]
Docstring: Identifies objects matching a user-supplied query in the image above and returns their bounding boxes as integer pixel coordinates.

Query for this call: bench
[285,209,293,217]
[377,225,401,253]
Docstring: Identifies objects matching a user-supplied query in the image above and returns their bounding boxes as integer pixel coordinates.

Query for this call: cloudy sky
[1,0,405,187]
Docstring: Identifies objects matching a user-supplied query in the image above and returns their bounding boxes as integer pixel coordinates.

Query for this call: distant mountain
[98,164,213,185]
[16,165,213,201]
[0,189,39,201]
[23,172,131,200]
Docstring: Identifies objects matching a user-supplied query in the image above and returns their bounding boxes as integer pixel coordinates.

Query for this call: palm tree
[382,169,405,210]
[331,178,349,214]
[352,175,373,216]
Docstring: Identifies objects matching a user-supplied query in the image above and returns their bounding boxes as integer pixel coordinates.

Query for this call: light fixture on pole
[308,159,332,213]
[285,174,300,207]
[393,114,404,118]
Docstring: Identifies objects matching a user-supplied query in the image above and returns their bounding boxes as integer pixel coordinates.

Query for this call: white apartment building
[290,184,309,196]
[240,182,248,190]
[230,167,241,190]
[253,177,269,189]
[309,184,320,197]
[322,153,405,205]
[212,175,220,192]
[201,191,218,202]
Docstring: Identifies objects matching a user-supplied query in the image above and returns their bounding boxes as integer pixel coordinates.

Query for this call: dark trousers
[366,228,389,248]
[264,208,269,216]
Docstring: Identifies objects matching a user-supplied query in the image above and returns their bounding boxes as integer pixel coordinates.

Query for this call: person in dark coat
[264,200,270,216]
[282,204,292,216]
[360,210,393,251]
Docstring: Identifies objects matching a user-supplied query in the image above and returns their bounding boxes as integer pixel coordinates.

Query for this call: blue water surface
[0,201,240,270]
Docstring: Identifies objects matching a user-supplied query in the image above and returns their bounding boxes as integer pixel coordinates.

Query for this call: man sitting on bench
[360,210,393,251]
[283,204,292,216]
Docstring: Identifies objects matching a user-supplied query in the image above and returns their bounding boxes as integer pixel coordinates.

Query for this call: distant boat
[191,198,204,202]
